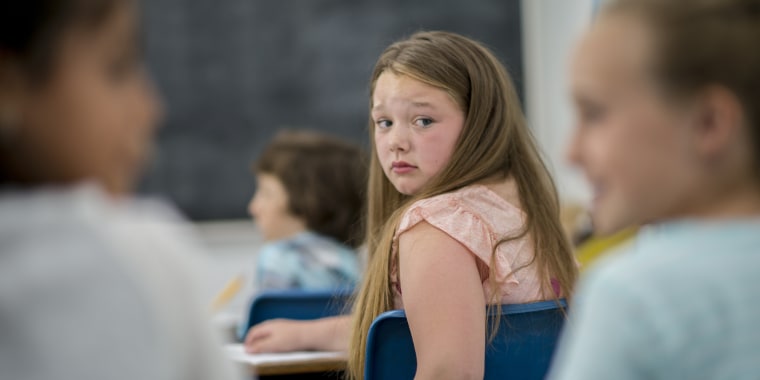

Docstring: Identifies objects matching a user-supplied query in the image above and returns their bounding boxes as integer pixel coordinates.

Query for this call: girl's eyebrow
[410,101,436,110]
[371,100,437,113]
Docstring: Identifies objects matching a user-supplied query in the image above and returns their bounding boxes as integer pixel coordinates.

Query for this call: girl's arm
[244,315,351,353]
[399,221,487,380]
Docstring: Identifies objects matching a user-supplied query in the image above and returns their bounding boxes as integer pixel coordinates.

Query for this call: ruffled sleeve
[391,189,531,303]
[395,195,496,265]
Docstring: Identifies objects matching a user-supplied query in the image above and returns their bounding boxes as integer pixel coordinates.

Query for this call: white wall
[522,0,594,207]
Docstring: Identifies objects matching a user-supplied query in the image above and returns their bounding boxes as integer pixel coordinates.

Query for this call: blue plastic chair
[239,288,353,340]
[364,299,568,380]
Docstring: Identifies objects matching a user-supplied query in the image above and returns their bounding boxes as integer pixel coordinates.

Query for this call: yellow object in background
[576,228,638,272]
[211,274,245,312]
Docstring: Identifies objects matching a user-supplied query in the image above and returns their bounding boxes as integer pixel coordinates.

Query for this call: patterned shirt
[256,231,360,291]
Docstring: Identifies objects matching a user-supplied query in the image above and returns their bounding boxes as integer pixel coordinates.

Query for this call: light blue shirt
[549,219,760,380]
[256,231,360,291]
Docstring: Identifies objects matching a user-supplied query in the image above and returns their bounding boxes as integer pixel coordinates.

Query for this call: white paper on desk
[225,344,345,365]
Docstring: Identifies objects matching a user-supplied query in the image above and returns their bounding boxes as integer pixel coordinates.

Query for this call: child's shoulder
[399,184,525,238]
[0,182,186,226]
[0,181,202,290]
[0,183,205,279]
[262,231,357,261]
[406,184,522,219]
[583,220,760,303]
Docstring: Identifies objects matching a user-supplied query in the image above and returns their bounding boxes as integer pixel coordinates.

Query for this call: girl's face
[7,1,160,195]
[248,173,306,241]
[567,14,704,235]
[371,72,465,196]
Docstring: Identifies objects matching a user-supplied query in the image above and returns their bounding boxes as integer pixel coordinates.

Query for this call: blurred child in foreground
[550,0,760,378]
[0,1,242,379]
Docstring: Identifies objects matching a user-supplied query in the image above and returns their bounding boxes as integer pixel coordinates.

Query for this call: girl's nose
[388,125,410,152]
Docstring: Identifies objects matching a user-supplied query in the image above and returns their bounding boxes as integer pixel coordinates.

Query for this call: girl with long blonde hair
[347,30,578,379]
[244,31,577,380]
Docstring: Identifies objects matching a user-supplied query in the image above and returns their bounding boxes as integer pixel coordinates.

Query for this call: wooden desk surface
[226,345,347,376]
[250,354,346,376]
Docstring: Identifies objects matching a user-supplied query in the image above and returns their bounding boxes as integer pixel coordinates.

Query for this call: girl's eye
[414,118,433,128]
[577,103,606,125]
[376,120,392,129]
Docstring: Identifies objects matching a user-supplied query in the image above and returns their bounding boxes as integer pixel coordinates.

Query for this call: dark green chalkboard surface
[138,0,522,220]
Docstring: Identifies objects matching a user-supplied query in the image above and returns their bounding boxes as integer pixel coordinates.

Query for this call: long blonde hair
[347,31,578,379]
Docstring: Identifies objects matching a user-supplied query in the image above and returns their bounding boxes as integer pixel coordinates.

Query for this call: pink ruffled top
[390,184,547,309]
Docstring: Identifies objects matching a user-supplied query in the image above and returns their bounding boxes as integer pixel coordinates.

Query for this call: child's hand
[243,319,306,353]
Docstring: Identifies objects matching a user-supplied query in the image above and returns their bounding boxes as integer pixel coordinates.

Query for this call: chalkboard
[138,0,523,220]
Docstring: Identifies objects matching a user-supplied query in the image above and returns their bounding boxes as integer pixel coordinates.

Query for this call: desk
[226,344,347,377]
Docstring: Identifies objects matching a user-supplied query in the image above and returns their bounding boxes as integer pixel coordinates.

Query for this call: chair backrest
[364,299,567,380]
[239,288,353,340]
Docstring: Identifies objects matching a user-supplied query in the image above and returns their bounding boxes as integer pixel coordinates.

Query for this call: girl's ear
[690,85,746,162]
